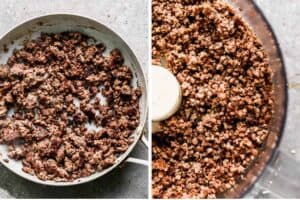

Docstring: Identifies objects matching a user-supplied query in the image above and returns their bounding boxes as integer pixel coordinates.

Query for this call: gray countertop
[0,0,148,198]
[245,0,300,198]
[0,0,300,199]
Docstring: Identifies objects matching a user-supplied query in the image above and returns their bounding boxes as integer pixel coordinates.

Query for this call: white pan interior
[0,14,147,186]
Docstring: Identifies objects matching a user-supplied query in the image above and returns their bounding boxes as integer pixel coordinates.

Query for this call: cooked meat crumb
[0,32,141,182]
[152,0,274,198]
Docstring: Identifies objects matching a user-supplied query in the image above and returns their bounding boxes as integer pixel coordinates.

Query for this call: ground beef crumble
[0,32,141,181]
[152,0,274,198]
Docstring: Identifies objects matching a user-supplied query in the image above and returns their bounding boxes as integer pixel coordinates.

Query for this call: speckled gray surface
[245,0,300,198]
[0,0,148,198]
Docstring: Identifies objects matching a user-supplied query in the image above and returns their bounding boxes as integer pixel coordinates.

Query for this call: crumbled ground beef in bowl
[152,0,274,198]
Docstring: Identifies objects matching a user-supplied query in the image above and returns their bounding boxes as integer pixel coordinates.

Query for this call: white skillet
[0,14,148,186]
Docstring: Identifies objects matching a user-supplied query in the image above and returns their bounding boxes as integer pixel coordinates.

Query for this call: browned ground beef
[152,0,274,198]
[0,32,141,181]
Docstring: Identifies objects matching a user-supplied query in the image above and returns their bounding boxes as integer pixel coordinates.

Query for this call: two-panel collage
[0,0,299,199]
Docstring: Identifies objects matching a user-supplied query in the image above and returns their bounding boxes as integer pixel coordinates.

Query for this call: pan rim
[0,12,148,186]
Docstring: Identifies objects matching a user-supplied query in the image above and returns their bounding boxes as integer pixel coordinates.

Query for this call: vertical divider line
[147,0,152,199]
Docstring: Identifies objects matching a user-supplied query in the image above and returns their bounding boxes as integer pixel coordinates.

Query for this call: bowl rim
[239,1,288,197]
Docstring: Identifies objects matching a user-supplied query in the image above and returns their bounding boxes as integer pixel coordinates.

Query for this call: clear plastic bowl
[222,0,287,198]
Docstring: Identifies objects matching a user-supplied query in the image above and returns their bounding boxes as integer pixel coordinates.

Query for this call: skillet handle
[125,134,149,166]
[125,157,148,166]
